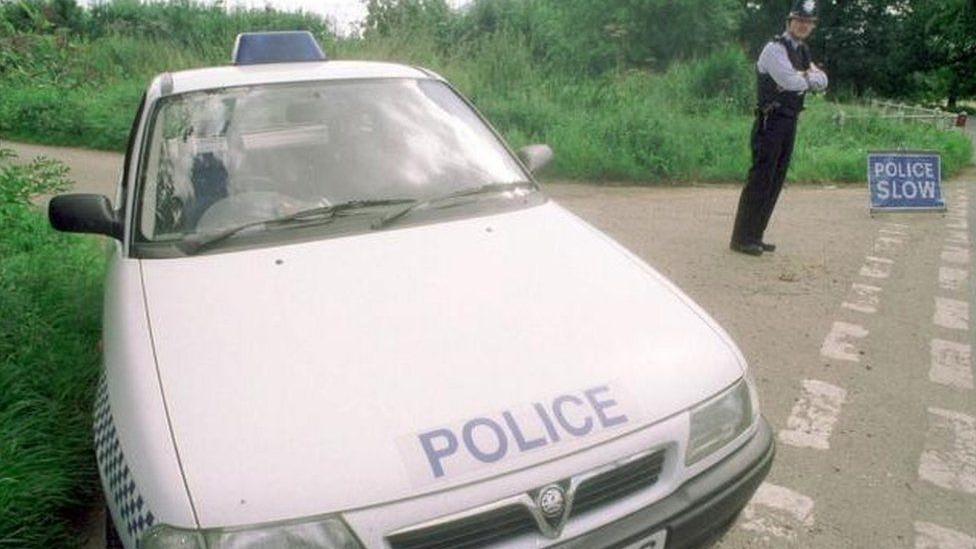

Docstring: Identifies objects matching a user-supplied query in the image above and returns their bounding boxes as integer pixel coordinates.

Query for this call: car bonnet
[138,201,745,528]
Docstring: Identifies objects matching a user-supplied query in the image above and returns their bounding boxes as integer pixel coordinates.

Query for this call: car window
[136,78,528,242]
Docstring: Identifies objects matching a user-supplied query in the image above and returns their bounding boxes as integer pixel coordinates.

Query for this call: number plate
[621,529,667,549]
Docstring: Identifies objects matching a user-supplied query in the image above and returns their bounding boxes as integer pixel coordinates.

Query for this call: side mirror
[48,194,122,240]
[517,144,554,174]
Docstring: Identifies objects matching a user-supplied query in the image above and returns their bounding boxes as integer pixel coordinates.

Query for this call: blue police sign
[868,151,945,212]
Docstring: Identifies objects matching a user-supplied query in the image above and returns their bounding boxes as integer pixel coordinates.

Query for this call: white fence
[870,100,963,130]
[833,100,966,131]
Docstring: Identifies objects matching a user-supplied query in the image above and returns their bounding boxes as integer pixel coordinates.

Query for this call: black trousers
[731,111,799,245]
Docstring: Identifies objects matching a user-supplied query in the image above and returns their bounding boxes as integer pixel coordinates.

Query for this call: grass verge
[0,149,105,548]
[1,16,970,183]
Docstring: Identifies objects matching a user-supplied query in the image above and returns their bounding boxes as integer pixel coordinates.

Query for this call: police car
[49,32,773,549]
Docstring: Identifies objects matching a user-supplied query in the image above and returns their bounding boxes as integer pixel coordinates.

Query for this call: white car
[50,32,773,549]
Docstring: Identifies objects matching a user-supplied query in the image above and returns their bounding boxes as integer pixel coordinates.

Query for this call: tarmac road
[6,139,974,548]
[549,176,975,548]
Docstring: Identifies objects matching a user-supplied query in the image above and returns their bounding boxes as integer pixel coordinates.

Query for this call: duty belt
[756,101,799,128]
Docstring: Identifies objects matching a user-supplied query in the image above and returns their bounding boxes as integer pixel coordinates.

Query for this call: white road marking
[821,321,869,362]
[918,407,976,495]
[859,256,895,279]
[879,228,908,237]
[842,282,882,314]
[939,267,969,292]
[934,297,970,331]
[778,380,847,450]
[942,246,971,265]
[929,339,973,391]
[740,482,815,543]
[915,522,976,549]
[874,235,905,254]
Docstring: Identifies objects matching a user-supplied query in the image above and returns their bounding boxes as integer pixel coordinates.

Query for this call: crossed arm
[757,42,829,93]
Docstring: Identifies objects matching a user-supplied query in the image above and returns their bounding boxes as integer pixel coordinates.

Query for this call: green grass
[0,150,106,548]
[791,102,974,181]
[0,27,970,183]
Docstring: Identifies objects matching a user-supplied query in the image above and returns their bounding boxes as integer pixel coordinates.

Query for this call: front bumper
[558,415,775,549]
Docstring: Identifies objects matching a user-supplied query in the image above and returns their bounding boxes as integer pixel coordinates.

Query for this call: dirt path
[9,140,974,548]
[4,140,121,200]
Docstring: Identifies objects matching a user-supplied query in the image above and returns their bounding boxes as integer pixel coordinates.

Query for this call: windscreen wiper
[373,181,536,229]
[176,198,415,255]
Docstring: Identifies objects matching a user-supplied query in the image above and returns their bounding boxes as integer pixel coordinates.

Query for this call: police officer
[730,0,828,256]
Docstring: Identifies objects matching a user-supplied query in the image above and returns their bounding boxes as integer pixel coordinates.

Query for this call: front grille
[388,505,537,549]
[387,448,667,549]
[570,449,666,516]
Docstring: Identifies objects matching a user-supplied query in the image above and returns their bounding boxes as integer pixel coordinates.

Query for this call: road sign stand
[868,206,948,215]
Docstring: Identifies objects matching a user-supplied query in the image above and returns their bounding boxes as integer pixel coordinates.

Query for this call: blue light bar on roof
[232,31,327,65]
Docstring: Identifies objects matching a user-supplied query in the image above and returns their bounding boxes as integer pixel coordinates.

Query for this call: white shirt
[757,33,828,93]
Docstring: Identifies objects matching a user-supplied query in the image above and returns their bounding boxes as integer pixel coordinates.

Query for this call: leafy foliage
[363,0,741,75]
[0,147,70,222]
[896,0,976,109]
[530,0,741,74]
[740,0,976,108]
[364,0,454,44]
[0,0,971,182]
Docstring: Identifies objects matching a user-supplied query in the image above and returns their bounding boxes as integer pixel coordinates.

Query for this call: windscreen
[136,78,527,241]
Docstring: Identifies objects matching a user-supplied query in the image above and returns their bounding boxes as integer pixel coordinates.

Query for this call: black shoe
[730,241,764,256]
[761,242,776,252]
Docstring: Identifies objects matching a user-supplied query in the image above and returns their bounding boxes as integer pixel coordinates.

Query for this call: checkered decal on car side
[94,376,156,547]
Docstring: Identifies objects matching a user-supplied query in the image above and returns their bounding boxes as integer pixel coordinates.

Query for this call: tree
[811,0,910,98]
[898,0,976,108]
[738,0,793,57]
[734,0,975,104]
[738,0,911,97]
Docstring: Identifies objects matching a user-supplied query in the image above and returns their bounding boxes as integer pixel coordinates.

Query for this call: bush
[0,0,971,183]
[687,47,754,115]
[0,147,105,548]
[790,101,974,182]
[0,148,69,213]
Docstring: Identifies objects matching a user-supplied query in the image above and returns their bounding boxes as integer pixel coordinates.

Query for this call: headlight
[143,516,363,549]
[685,379,754,465]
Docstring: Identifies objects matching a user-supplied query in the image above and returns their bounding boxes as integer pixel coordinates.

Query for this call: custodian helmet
[788,0,819,20]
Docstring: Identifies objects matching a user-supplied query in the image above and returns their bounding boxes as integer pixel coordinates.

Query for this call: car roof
[149,60,438,98]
